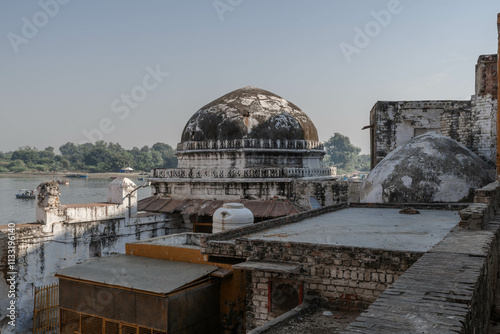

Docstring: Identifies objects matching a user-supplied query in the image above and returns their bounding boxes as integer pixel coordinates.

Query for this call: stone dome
[181,86,319,142]
[360,133,493,203]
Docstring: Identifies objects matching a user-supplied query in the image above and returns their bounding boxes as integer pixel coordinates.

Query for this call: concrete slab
[56,254,218,295]
[243,208,460,252]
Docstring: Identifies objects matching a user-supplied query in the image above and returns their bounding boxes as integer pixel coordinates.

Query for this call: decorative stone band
[176,139,325,152]
[152,167,336,179]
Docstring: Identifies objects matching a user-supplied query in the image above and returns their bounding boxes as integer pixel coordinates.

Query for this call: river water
[0,176,152,224]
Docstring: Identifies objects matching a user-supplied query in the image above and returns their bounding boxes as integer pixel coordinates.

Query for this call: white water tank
[213,203,254,233]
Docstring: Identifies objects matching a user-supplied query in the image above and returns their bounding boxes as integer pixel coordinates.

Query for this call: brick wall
[242,242,422,329]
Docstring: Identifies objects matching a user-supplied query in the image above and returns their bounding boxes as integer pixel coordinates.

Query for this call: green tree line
[0,141,177,173]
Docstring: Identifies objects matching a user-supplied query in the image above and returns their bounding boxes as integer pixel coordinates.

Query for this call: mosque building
[139,86,355,231]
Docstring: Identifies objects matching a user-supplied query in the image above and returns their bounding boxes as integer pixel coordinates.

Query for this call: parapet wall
[200,204,347,249]
[460,180,500,230]
[343,181,500,333]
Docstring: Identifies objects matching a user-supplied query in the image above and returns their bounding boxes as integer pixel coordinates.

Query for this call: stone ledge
[459,203,489,230]
[460,181,500,230]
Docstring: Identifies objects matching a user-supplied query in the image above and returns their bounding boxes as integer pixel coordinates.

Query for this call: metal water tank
[212,203,254,233]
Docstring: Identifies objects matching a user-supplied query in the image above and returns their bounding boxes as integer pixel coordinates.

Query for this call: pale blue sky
[1,0,499,153]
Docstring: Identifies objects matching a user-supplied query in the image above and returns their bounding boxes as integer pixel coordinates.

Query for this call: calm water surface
[0,176,152,224]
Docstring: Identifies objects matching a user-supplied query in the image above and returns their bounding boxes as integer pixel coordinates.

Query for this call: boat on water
[16,189,36,199]
[66,174,88,178]
[57,179,70,185]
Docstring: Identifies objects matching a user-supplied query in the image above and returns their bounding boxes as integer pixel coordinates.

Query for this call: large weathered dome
[360,133,493,203]
[181,86,319,142]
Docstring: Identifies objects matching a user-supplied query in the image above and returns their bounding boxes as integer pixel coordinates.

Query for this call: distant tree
[59,158,71,170]
[59,142,79,157]
[108,142,124,153]
[323,133,361,172]
[8,159,28,172]
[11,146,40,165]
[355,154,370,171]
[152,142,177,168]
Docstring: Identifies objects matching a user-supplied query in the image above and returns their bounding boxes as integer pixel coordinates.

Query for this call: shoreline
[0,172,146,179]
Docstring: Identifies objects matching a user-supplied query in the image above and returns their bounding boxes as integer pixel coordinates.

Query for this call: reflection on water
[0,176,152,224]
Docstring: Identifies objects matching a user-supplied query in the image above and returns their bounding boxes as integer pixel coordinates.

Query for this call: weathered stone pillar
[36,181,65,227]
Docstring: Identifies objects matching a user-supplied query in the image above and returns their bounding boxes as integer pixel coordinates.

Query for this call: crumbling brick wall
[475,54,498,99]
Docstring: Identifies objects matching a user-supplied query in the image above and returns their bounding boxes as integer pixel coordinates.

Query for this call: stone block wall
[242,243,422,330]
[470,95,497,164]
[460,181,500,230]
[370,98,497,168]
[150,177,353,208]
[290,180,360,208]
[342,219,500,334]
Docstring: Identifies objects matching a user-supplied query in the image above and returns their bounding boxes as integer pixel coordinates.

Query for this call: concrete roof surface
[244,208,460,252]
[56,254,218,294]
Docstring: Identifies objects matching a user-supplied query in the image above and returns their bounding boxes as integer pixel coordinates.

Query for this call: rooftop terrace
[242,208,459,252]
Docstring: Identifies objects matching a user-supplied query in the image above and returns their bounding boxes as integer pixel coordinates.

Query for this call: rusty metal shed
[56,254,221,334]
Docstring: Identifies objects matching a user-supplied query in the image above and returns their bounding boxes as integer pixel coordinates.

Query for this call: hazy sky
[1,1,499,154]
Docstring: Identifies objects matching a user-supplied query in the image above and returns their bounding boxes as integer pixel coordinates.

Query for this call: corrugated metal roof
[138,196,304,218]
[55,254,218,295]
